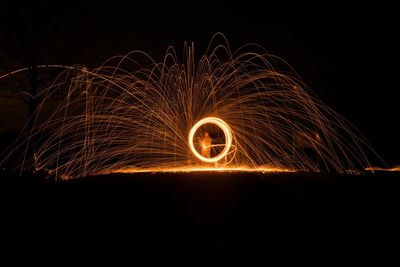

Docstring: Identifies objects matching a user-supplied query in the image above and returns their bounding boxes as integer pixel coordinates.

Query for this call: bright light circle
[188,117,232,163]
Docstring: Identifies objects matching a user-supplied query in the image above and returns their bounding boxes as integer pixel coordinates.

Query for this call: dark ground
[1,171,399,261]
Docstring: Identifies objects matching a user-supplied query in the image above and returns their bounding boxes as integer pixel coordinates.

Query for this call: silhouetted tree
[0,1,93,166]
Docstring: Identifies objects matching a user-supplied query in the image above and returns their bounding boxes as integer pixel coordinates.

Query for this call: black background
[1,1,399,260]
[1,1,398,166]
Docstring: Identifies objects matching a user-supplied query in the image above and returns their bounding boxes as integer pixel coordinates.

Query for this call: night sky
[1,1,398,166]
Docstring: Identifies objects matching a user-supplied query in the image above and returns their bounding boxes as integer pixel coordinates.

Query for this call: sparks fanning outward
[0,34,384,179]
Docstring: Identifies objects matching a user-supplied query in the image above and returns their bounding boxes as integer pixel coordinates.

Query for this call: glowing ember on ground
[98,166,295,175]
[365,166,400,172]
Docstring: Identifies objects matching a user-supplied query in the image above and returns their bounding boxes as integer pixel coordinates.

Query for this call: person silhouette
[201,132,212,158]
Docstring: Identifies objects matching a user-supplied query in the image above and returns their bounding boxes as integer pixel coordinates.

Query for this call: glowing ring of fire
[189,117,232,163]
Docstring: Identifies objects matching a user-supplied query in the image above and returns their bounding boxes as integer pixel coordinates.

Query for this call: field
[2,171,399,257]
